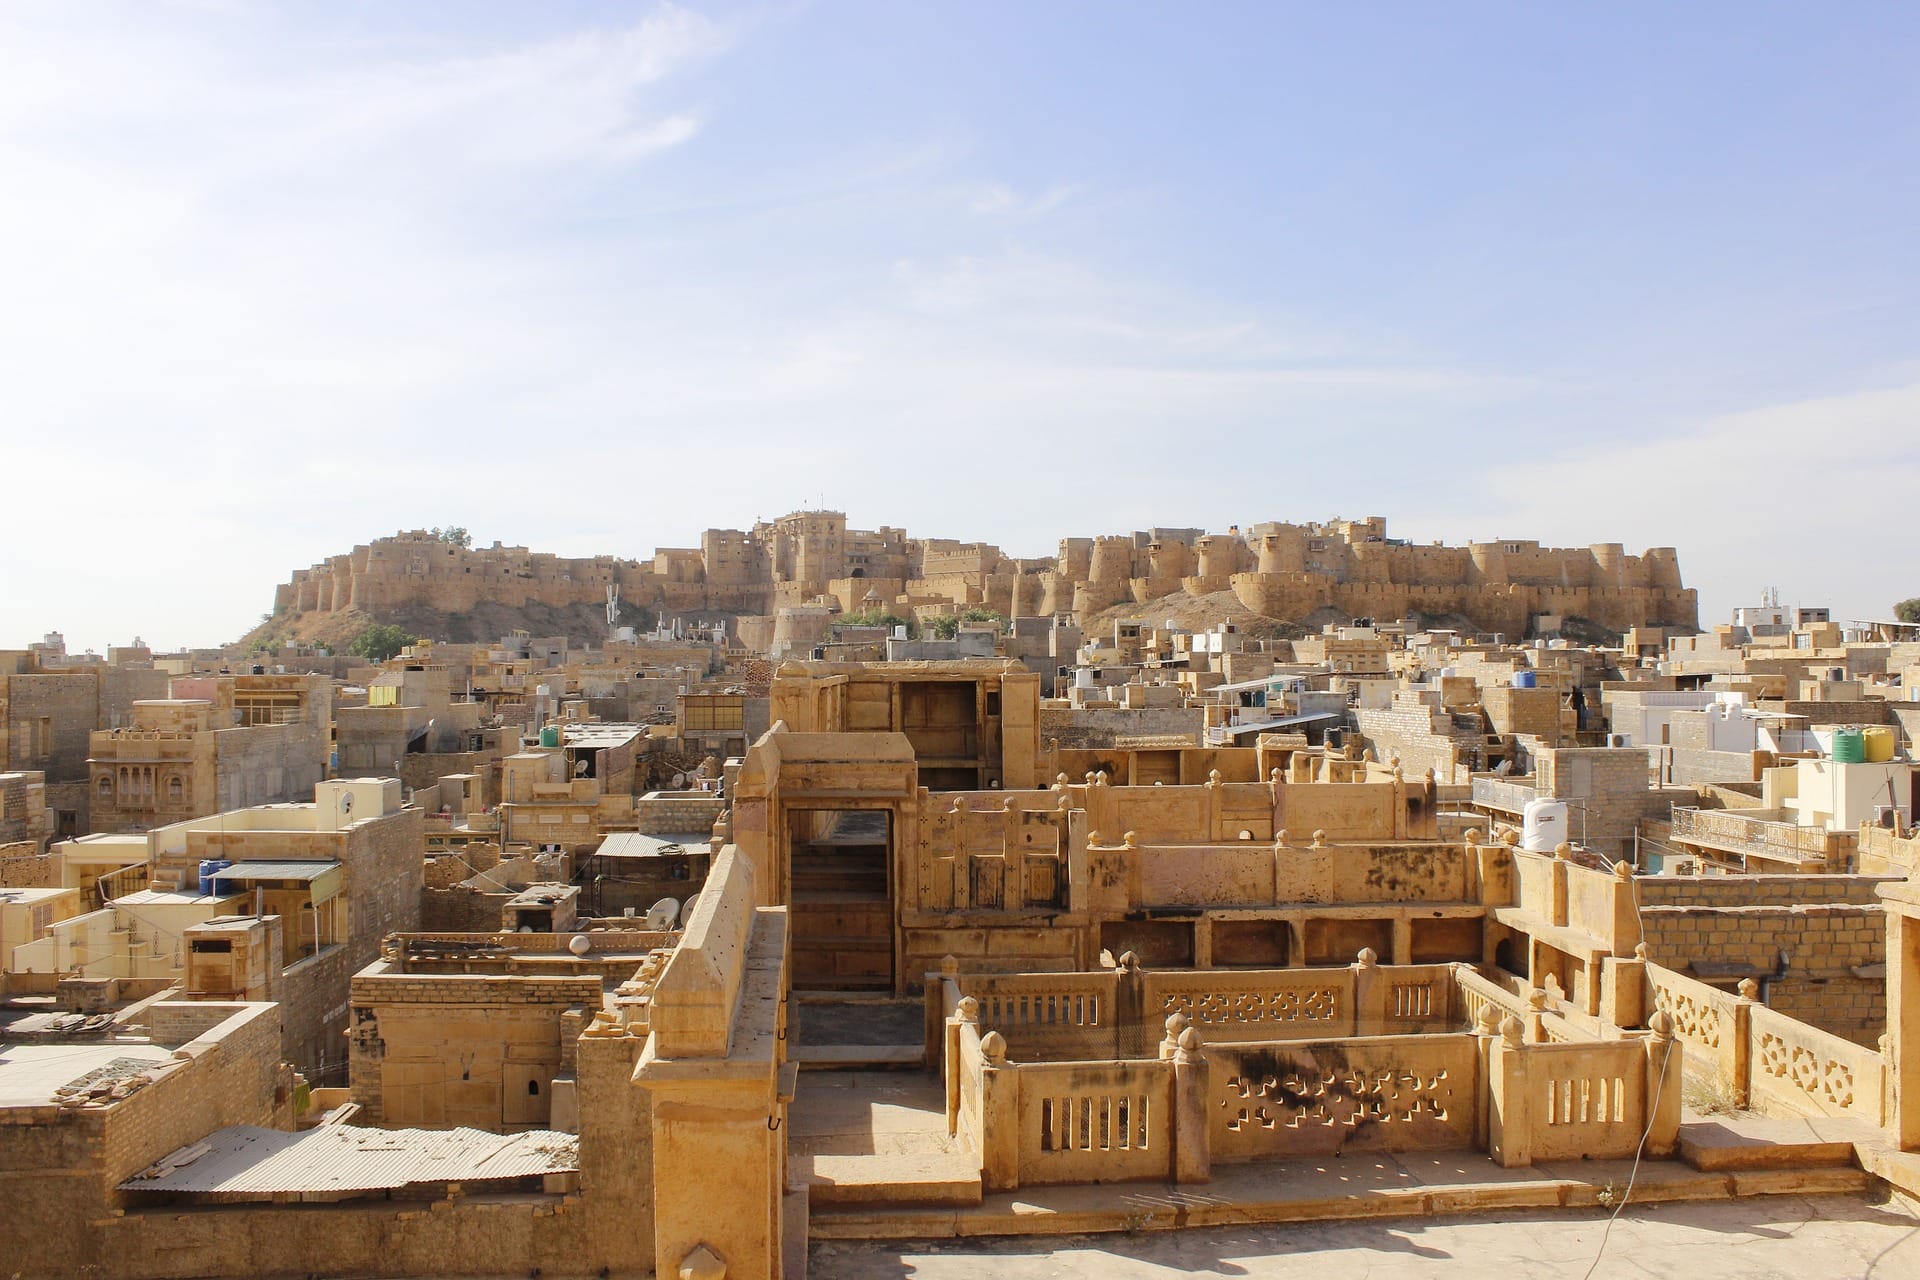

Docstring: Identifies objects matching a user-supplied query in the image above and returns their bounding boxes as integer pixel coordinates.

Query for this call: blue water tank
[1512,670,1538,689]
[198,858,232,897]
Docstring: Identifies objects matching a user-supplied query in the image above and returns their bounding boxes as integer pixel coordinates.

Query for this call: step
[1678,1114,1861,1172]
[807,1152,1872,1242]
[806,1151,984,1210]
[795,1044,925,1069]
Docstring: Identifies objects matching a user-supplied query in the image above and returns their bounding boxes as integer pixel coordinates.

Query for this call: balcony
[1669,807,1853,868]
[1470,776,1539,815]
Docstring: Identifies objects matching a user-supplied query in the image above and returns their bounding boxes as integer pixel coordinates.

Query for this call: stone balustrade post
[1487,1015,1532,1168]
[925,955,960,1070]
[1644,1010,1683,1157]
[1471,1003,1501,1152]
[1115,951,1150,1058]
[1171,1026,1211,1185]
[1351,947,1382,1035]
[1732,978,1758,1107]
[945,995,978,1137]
[978,1030,1020,1192]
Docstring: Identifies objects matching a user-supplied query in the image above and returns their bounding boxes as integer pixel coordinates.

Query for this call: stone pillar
[1170,1026,1211,1184]
[1644,1010,1683,1158]
[1879,880,1920,1150]
[1487,1016,1532,1167]
[1352,947,1383,1035]
[978,1031,1020,1191]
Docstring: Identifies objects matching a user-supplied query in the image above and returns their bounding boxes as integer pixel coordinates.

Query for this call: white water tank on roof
[1521,798,1569,853]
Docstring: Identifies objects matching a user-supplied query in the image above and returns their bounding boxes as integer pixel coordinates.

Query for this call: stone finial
[1633,942,1649,960]
[1464,827,1483,845]
[1054,773,1071,791]
[1648,1009,1675,1040]
[1270,768,1283,783]
[1362,748,1376,763]
[1737,977,1759,1002]
[1475,1003,1502,1035]
[1355,946,1378,968]
[1613,859,1634,879]
[1087,830,1106,848]
[1164,1011,1191,1038]
[1500,827,1520,847]
[1553,842,1573,860]
[1207,769,1223,787]
[1122,830,1139,849]
[1003,795,1018,813]
[1093,771,1110,787]
[980,1030,1009,1064]
[1085,772,1099,786]
[956,996,980,1023]
[1425,767,1438,786]
[1527,986,1549,1011]
[1117,950,1140,972]
[679,1244,726,1280]
[939,954,961,977]
[1175,1026,1203,1063]
[1273,829,1289,848]
[1311,828,1327,848]
[1500,1014,1525,1046]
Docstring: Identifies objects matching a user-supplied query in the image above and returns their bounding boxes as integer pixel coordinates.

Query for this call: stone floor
[811,1191,1920,1278]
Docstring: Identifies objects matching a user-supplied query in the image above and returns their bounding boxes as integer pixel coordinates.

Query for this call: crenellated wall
[269,516,1697,642]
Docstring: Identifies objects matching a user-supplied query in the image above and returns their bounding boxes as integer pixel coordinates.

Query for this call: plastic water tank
[197,858,232,897]
[1521,799,1569,852]
[1862,726,1896,763]
[1831,727,1866,763]
[1512,670,1538,689]
[538,725,561,749]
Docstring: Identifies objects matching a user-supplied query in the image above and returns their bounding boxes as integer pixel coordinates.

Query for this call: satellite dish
[340,793,354,815]
[646,897,682,930]
[671,772,687,790]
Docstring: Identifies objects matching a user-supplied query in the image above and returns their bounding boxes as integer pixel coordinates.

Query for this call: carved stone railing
[1748,1004,1887,1126]
[1209,1034,1478,1163]
[1471,776,1539,815]
[1670,807,1847,865]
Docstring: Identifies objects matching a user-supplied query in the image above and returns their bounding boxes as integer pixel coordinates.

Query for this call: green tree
[349,623,419,662]
[430,526,472,548]
[837,610,915,637]
[1896,599,1920,624]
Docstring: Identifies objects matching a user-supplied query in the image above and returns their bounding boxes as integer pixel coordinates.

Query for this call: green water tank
[539,725,561,749]
[1831,727,1865,763]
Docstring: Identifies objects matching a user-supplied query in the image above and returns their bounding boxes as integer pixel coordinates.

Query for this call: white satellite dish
[671,772,687,790]
[646,897,682,930]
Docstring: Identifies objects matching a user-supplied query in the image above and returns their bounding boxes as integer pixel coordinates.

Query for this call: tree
[1896,599,1920,624]
[349,623,419,662]
[931,607,1006,640]
[430,526,472,548]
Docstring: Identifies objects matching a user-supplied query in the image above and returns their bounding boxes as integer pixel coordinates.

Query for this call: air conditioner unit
[1606,733,1630,748]
[1875,804,1910,830]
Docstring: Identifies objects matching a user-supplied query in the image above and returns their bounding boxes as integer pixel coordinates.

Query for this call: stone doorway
[789,809,894,991]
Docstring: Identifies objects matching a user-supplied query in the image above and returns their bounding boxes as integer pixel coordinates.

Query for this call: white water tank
[1521,798,1570,852]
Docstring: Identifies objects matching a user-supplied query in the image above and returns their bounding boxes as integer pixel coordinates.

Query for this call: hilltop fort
[267,512,1697,646]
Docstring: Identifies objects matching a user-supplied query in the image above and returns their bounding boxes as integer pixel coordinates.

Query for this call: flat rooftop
[0,1041,173,1108]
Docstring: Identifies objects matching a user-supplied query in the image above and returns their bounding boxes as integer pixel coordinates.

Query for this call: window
[97,775,113,798]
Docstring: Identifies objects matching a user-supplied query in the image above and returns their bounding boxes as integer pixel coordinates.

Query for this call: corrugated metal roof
[216,859,341,882]
[120,1124,578,1195]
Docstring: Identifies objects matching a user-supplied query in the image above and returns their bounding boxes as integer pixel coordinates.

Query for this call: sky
[3,1,1918,652]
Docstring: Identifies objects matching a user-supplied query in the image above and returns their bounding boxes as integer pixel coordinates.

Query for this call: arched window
[96,775,112,798]
[166,777,184,803]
